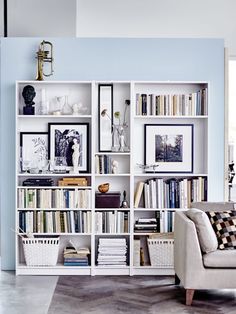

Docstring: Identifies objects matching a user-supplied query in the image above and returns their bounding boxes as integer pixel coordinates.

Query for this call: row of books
[134,177,207,209]
[64,247,90,267]
[136,88,208,116]
[97,238,128,266]
[95,211,130,234]
[18,188,91,209]
[134,211,175,233]
[19,210,92,234]
[95,155,114,174]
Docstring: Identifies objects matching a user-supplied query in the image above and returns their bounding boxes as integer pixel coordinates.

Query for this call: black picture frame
[98,84,113,152]
[48,122,89,173]
[144,124,194,173]
[20,132,48,171]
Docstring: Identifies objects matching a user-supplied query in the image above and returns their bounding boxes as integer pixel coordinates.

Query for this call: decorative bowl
[98,183,110,193]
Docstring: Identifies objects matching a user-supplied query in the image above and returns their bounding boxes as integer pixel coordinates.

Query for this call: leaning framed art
[48,122,89,173]
[144,124,194,173]
[20,132,48,171]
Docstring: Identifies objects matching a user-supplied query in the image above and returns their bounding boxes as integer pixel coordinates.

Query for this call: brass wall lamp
[36,40,54,81]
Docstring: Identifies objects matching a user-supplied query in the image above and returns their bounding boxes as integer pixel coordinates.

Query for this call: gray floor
[1,272,236,314]
[48,276,236,314]
[0,271,58,314]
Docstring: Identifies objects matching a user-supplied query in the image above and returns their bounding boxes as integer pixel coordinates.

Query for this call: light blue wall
[0,38,224,270]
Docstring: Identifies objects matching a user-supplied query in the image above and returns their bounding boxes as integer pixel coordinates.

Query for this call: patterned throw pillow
[206,211,236,249]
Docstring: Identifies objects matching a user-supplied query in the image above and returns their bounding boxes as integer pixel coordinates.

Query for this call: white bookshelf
[15,80,208,276]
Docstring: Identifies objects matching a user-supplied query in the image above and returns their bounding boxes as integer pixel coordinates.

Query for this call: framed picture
[48,123,89,173]
[144,124,194,173]
[20,132,48,170]
[98,84,113,152]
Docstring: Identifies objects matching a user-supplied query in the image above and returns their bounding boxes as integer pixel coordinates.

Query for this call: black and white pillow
[206,211,236,249]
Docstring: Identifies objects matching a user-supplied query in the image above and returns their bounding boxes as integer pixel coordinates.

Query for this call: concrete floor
[0,271,58,314]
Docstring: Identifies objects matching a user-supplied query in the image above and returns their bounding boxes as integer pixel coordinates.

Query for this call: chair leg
[186,289,195,306]
[175,274,180,285]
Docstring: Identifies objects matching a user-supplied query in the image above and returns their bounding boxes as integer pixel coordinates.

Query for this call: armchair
[174,202,236,305]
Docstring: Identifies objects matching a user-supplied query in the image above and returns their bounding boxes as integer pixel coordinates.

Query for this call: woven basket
[22,238,60,267]
[147,234,174,268]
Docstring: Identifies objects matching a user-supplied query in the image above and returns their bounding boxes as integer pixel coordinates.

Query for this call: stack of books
[134,218,158,233]
[97,238,127,266]
[64,247,90,266]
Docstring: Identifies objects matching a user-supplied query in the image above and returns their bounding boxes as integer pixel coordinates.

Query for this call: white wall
[8,0,76,37]
[77,0,236,56]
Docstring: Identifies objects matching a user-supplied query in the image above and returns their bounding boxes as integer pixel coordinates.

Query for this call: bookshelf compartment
[17,82,92,116]
[95,235,130,267]
[18,210,92,234]
[95,210,130,234]
[95,176,130,207]
[133,176,207,209]
[134,82,208,116]
[95,154,130,174]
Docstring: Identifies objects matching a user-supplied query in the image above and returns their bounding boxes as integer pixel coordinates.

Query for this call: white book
[133,239,140,266]
[134,182,144,208]
[70,210,75,233]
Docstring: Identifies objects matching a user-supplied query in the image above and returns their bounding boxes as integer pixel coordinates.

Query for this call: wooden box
[95,192,121,208]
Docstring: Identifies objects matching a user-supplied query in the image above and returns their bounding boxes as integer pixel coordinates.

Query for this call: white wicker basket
[147,235,174,268]
[22,238,60,267]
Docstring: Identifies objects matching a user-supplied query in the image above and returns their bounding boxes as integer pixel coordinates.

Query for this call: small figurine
[120,190,129,208]
[112,160,118,174]
[22,85,36,115]
[71,138,80,173]
[72,103,87,115]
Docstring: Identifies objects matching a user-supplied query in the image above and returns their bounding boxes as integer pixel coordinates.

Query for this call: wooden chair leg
[175,274,180,285]
[186,289,195,306]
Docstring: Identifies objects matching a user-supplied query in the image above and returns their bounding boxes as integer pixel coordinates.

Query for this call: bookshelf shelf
[94,208,131,211]
[17,186,92,189]
[133,173,208,177]
[17,115,92,119]
[95,152,131,156]
[95,174,130,177]
[17,208,93,211]
[95,233,130,236]
[18,232,92,236]
[18,173,92,177]
[133,208,188,211]
[134,115,208,119]
[15,80,209,276]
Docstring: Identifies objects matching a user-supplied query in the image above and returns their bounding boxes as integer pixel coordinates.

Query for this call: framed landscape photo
[98,84,113,152]
[20,132,48,171]
[144,124,194,173]
[48,122,89,173]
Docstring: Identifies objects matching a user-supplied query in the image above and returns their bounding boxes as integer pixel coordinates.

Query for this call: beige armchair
[174,202,236,305]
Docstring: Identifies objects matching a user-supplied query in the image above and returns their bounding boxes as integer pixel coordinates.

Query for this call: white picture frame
[144,124,194,173]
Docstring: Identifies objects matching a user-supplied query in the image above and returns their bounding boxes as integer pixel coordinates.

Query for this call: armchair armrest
[174,211,204,288]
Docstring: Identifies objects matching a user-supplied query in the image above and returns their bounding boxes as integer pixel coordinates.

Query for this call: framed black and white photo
[20,132,48,170]
[144,124,194,173]
[48,123,89,173]
[98,84,113,152]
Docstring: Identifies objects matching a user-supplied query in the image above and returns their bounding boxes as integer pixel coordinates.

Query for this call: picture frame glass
[144,124,193,173]
[20,132,48,171]
[98,84,113,152]
[49,123,89,172]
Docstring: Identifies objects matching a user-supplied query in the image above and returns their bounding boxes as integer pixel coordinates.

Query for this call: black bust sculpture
[22,85,36,115]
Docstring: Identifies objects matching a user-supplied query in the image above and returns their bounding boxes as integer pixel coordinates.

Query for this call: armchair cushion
[206,211,236,249]
[203,249,236,268]
[186,208,218,253]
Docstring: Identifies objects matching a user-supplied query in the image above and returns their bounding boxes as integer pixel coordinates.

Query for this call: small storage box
[147,233,174,268]
[95,192,121,208]
[22,237,60,267]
